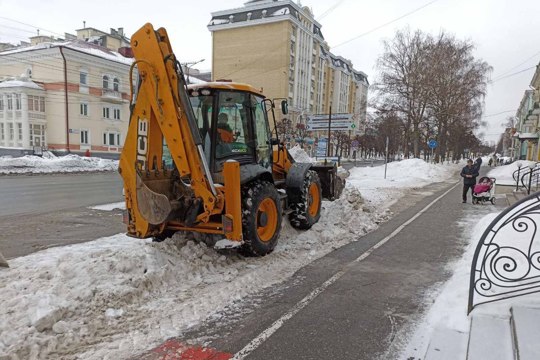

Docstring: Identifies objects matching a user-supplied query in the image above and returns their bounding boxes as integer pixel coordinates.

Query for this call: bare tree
[374,28,491,162]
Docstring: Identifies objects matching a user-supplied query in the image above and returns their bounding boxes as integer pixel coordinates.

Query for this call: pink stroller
[472,177,496,205]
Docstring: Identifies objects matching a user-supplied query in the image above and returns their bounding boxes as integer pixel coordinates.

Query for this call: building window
[102,107,110,119]
[103,131,121,146]
[17,123,22,141]
[113,108,120,120]
[80,103,89,116]
[7,95,12,110]
[113,78,120,91]
[8,123,14,140]
[28,96,45,112]
[80,71,88,85]
[15,94,21,110]
[0,97,3,111]
[29,124,45,146]
[80,130,89,145]
[103,75,109,89]
[0,123,3,140]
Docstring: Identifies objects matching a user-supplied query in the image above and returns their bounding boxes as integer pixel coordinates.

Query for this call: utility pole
[384,136,389,179]
[327,105,332,158]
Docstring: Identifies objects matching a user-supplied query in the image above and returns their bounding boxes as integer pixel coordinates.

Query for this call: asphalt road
[171,168,504,359]
[0,172,123,217]
[0,172,125,259]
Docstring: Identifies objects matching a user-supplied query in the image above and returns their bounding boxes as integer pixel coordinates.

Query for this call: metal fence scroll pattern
[468,192,540,314]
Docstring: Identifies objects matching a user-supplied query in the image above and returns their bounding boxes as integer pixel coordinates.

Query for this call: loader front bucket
[311,163,345,201]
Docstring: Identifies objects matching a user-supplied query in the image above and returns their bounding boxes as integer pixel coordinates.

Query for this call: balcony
[102,88,123,103]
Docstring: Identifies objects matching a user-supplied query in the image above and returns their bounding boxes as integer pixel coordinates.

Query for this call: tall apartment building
[0,26,132,157]
[208,0,368,130]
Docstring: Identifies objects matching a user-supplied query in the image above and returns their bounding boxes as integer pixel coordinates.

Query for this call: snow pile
[487,160,537,185]
[0,187,383,360]
[0,154,118,174]
[89,202,126,211]
[347,159,459,205]
[288,145,315,163]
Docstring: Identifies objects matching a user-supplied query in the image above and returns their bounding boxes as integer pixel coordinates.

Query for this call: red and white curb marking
[137,339,232,360]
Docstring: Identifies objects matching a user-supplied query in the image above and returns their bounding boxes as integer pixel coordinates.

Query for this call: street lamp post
[182,58,205,84]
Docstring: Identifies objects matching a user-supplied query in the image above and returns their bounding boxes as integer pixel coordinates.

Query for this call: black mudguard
[285,163,313,204]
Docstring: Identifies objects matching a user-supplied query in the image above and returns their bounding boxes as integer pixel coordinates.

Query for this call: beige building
[208,0,368,132]
[0,26,133,157]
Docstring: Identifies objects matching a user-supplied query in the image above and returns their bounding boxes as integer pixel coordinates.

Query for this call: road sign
[307,113,354,131]
[350,124,356,129]
[428,139,438,149]
[316,138,327,157]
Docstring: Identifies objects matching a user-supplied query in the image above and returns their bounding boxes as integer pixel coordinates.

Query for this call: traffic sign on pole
[428,139,438,149]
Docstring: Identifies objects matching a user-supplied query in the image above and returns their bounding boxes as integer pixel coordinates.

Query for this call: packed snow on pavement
[0,153,118,175]
[0,159,458,359]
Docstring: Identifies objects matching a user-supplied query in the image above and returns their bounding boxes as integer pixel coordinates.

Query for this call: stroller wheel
[491,198,496,205]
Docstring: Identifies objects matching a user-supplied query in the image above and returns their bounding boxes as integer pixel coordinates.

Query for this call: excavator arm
[119,24,240,239]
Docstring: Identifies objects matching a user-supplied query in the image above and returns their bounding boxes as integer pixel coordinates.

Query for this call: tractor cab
[185,82,277,183]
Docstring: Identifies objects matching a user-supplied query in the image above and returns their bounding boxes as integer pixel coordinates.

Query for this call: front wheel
[289,170,322,230]
[240,180,282,256]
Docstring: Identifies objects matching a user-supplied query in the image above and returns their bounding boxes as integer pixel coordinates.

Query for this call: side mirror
[281,100,288,115]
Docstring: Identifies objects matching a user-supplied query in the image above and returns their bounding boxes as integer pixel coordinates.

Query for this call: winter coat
[473,158,482,171]
[461,165,479,185]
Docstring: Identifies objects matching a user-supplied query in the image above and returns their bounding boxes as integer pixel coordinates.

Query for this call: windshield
[215,91,254,159]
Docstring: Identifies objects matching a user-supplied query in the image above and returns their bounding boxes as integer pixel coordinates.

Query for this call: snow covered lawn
[0,153,118,175]
[0,159,457,359]
[347,158,460,205]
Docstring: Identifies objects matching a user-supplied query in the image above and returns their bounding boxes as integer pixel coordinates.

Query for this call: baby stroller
[472,177,496,205]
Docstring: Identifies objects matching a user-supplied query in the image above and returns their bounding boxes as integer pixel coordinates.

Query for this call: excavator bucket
[0,250,8,268]
[310,163,345,200]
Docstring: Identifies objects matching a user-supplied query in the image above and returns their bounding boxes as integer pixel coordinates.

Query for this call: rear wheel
[289,170,322,230]
[491,197,496,205]
[240,180,282,256]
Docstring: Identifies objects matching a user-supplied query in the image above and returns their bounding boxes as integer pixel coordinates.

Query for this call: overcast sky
[1,0,539,143]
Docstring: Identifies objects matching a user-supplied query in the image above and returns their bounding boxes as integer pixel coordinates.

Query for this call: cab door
[251,94,272,170]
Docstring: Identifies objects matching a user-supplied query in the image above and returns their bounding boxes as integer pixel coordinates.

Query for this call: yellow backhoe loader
[119,23,344,256]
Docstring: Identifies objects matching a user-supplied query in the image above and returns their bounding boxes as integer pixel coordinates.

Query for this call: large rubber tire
[289,170,322,230]
[240,180,282,256]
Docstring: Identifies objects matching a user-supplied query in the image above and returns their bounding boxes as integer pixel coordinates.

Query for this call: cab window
[215,91,254,159]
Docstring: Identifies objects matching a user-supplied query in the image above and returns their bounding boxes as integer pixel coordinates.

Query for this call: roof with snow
[0,79,43,90]
[0,40,133,66]
[208,1,324,40]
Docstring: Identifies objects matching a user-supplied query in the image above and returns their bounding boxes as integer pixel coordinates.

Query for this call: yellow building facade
[208,0,368,132]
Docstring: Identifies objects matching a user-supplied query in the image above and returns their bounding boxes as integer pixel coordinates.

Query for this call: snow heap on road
[89,202,126,211]
[288,145,315,163]
[0,159,458,359]
[487,160,537,185]
[0,153,118,174]
[347,158,459,205]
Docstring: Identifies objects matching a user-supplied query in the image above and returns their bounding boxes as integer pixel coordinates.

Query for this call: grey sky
[1,0,539,142]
